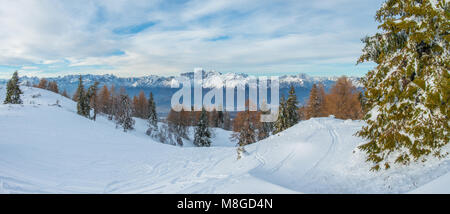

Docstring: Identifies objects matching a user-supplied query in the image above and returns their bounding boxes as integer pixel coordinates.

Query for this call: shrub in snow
[31,93,41,99]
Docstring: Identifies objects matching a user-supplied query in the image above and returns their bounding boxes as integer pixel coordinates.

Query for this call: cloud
[0,0,384,78]
[21,66,39,70]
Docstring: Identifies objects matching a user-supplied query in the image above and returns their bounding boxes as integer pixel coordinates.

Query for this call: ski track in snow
[0,85,449,193]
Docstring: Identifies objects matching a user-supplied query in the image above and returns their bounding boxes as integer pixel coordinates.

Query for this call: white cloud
[21,66,39,70]
[0,0,383,77]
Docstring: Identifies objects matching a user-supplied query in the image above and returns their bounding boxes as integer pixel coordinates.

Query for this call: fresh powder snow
[0,85,449,193]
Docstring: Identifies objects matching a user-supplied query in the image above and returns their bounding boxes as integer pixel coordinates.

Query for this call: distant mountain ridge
[0,71,362,113]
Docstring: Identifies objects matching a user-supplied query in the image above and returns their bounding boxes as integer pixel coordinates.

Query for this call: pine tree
[87,81,99,120]
[274,96,289,134]
[193,108,211,147]
[3,71,23,104]
[75,75,90,117]
[147,92,158,128]
[259,100,273,140]
[356,0,449,170]
[286,85,299,126]
[233,110,258,147]
[115,91,135,132]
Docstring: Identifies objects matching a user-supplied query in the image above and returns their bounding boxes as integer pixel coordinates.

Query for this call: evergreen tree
[3,71,23,104]
[356,0,449,170]
[75,75,90,117]
[274,96,289,134]
[115,91,135,132]
[234,110,258,147]
[193,108,211,147]
[147,92,158,129]
[286,85,299,126]
[87,81,99,120]
[259,100,273,140]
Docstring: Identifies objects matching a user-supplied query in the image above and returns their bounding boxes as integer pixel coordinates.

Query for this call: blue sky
[0,0,384,79]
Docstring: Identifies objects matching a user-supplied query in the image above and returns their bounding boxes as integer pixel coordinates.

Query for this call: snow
[409,171,450,194]
[0,85,449,193]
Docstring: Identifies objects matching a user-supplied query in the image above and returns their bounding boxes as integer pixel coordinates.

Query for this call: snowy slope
[246,118,450,193]
[0,86,294,193]
[409,172,450,194]
[0,85,449,193]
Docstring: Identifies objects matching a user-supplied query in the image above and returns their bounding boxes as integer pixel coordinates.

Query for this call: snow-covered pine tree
[356,0,449,171]
[233,109,258,159]
[274,96,289,134]
[75,75,90,117]
[259,100,273,140]
[193,108,211,147]
[3,71,23,104]
[147,92,158,129]
[235,110,257,146]
[87,81,99,120]
[286,85,299,127]
[115,92,135,132]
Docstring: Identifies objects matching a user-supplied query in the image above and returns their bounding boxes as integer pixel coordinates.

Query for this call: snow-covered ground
[0,85,449,193]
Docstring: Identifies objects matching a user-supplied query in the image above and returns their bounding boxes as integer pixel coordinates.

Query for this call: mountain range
[0,70,362,113]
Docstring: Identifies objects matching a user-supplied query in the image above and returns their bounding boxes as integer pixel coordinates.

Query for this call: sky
[0,0,385,79]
